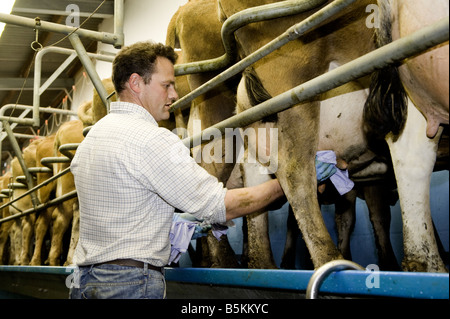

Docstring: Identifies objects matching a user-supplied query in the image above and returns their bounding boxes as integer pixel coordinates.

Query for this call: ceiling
[0,0,114,164]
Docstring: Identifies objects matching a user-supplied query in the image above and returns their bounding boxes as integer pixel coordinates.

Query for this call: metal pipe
[306,260,364,299]
[2,121,39,207]
[0,104,77,126]
[59,143,79,160]
[32,46,114,127]
[40,157,70,169]
[38,53,77,96]
[114,0,125,49]
[0,190,77,225]
[0,12,120,46]
[69,33,110,112]
[171,0,357,112]
[182,17,449,148]
[0,167,71,214]
[0,104,77,169]
[175,0,327,75]
[8,133,43,140]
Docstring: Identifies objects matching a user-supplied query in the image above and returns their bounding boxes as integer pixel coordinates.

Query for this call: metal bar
[69,33,110,113]
[182,17,449,148]
[58,143,79,160]
[40,157,70,169]
[32,46,114,127]
[0,108,32,171]
[28,167,52,174]
[2,121,40,207]
[0,167,71,216]
[0,78,73,91]
[171,0,357,112]
[0,104,76,174]
[0,13,120,46]
[0,104,77,127]
[164,268,449,299]
[39,53,78,96]
[114,0,125,49]
[0,266,447,299]
[7,133,42,140]
[306,260,364,299]
[175,0,327,75]
[0,117,34,126]
[1,0,122,126]
[0,190,77,225]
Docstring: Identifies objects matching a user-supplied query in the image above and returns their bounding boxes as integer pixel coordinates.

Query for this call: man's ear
[128,73,142,93]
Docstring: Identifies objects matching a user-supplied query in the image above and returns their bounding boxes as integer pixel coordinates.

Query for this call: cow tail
[165,6,180,49]
[243,67,277,123]
[363,0,408,144]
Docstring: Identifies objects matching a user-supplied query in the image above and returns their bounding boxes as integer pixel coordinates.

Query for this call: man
[69,42,286,299]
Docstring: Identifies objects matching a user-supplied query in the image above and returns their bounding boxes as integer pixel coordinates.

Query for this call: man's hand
[315,156,337,183]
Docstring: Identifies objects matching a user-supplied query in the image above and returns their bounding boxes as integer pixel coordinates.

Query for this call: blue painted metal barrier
[0,266,448,299]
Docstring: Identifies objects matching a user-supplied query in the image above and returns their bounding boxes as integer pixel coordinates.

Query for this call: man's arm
[224,179,284,221]
[223,156,339,221]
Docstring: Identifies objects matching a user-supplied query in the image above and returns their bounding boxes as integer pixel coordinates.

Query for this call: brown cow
[167,0,242,268]
[47,120,84,266]
[8,139,40,265]
[237,65,399,269]
[2,135,57,265]
[218,0,403,268]
[30,135,57,265]
[77,78,117,128]
[363,0,449,272]
[0,171,12,264]
[168,0,401,269]
[221,0,448,271]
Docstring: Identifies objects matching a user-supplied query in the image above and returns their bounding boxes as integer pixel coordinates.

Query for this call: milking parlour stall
[0,0,448,313]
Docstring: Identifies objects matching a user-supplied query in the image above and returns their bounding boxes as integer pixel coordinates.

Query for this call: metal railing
[306,259,365,299]
[0,0,124,128]
[0,0,448,237]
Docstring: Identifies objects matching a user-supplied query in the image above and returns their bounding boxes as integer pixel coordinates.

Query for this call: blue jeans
[69,263,166,299]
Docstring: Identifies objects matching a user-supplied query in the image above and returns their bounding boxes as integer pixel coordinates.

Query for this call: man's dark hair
[112,41,178,94]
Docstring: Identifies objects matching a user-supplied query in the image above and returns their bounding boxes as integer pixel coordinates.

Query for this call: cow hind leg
[65,200,80,266]
[387,101,447,272]
[362,182,400,271]
[9,220,22,265]
[241,161,277,269]
[334,189,357,261]
[19,215,36,265]
[30,208,54,266]
[281,206,301,269]
[48,204,73,266]
[0,221,13,264]
[205,233,240,268]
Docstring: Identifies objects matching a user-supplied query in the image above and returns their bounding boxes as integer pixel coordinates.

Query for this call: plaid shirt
[71,102,227,267]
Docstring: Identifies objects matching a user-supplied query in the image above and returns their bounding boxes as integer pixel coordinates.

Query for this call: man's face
[140,57,178,122]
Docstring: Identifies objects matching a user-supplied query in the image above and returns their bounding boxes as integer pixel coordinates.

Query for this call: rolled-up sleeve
[138,130,227,224]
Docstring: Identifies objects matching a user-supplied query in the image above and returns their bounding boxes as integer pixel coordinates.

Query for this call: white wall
[123,0,187,46]
[71,0,187,114]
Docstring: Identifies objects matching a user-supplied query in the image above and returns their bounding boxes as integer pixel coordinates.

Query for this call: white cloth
[71,101,227,267]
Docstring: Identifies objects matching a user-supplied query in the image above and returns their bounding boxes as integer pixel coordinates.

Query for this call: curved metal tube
[0,189,77,225]
[181,17,449,148]
[0,141,79,224]
[33,46,113,127]
[174,0,327,75]
[59,143,81,160]
[171,0,356,112]
[306,260,365,299]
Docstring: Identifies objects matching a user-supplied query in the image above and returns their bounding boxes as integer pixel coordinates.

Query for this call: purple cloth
[316,151,354,195]
[169,219,196,264]
[169,214,228,264]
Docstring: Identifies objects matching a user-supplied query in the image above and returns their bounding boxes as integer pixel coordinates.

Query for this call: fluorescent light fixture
[0,0,16,37]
